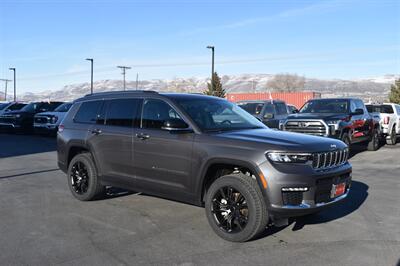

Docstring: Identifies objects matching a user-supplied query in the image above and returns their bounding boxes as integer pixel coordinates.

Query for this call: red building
[226,92,321,109]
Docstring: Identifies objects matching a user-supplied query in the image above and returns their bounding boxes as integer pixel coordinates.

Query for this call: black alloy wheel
[211,186,249,233]
[70,161,89,195]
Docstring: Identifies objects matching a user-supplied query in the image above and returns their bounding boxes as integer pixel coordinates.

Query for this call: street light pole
[206,46,215,94]
[117,66,131,91]
[86,58,94,94]
[9,68,16,102]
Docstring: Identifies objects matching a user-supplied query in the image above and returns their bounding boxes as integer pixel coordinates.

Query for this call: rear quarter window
[74,101,103,124]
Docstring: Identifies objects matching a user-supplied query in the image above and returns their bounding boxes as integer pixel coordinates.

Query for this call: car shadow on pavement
[0,168,60,179]
[0,133,56,158]
[254,181,369,240]
[292,180,369,231]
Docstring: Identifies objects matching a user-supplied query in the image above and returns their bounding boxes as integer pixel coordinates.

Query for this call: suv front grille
[284,120,327,136]
[282,191,303,205]
[312,149,348,170]
[35,116,50,124]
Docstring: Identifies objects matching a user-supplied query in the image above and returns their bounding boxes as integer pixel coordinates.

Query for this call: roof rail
[84,90,158,97]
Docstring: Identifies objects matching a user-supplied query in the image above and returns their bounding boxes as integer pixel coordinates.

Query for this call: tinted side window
[141,99,182,129]
[275,103,288,115]
[355,100,365,110]
[104,98,141,128]
[74,101,103,124]
[263,104,275,114]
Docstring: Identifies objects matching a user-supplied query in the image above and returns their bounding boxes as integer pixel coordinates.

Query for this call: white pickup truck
[366,103,400,145]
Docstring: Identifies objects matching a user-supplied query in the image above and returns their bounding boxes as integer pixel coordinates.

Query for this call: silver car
[34,102,72,134]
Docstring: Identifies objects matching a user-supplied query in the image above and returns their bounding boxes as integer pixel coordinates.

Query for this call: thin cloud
[180,0,346,35]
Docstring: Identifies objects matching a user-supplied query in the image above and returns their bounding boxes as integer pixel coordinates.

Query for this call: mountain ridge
[11,73,400,102]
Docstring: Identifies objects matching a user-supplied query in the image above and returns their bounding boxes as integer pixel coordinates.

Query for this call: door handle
[90,128,102,135]
[136,133,150,140]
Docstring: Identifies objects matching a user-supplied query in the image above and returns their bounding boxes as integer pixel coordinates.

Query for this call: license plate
[331,182,346,198]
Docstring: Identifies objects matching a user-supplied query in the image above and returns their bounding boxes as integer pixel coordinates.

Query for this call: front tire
[367,129,379,151]
[205,173,268,242]
[67,152,105,201]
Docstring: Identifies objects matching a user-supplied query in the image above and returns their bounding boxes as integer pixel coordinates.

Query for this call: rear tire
[205,173,268,242]
[386,125,397,145]
[67,152,105,201]
[367,129,379,151]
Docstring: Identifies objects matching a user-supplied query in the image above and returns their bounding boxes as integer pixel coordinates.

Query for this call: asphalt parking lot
[0,133,399,266]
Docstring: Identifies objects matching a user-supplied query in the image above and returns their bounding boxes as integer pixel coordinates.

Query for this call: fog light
[281,187,308,192]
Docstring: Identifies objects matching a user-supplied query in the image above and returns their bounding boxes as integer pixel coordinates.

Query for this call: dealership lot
[0,133,399,266]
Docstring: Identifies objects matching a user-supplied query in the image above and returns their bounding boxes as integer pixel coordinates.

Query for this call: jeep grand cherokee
[57,91,352,242]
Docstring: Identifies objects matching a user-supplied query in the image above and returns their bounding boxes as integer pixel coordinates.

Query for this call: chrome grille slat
[284,120,328,136]
[312,149,348,170]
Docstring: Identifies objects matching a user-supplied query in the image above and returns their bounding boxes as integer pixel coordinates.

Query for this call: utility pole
[9,68,16,102]
[206,46,215,94]
[0,79,11,101]
[117,66,131,91]
[86,58,94,94]
[135,73,139,90]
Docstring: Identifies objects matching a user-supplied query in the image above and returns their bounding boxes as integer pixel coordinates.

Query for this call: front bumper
[0,122,21,128]
[34,123,58,132]
[259,161,352,218]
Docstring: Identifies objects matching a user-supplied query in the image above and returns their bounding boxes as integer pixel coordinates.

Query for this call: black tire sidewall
[67,153,100,201]
[205,175,264,242]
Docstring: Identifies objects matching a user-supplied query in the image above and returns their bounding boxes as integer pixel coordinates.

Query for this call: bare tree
[266,73,305,92]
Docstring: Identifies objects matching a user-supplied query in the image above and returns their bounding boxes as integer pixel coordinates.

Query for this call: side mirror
[352,108,364,115]
[162,118,191,132]
[263,113,274,119]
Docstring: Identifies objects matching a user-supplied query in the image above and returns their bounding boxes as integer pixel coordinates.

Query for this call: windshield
[366,105,394,114]
[21,102,40,112]
[54,103,72,112]
[0,103,8,110]
[300,99,349,114]
[237,102,264,115]
[174,97,267,132]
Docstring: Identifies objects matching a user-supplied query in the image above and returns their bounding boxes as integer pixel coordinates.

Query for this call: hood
[287,113,348,120]
[35,111,66,117]
[0,110,31,117]
[214,128,346,153]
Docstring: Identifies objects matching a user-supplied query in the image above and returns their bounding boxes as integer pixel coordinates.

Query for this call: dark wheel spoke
[70,161,89,195]
[211,185,249,234]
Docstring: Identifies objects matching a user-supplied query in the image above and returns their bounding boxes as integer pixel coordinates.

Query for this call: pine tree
[389,78,400,104]
[204,72,225,98]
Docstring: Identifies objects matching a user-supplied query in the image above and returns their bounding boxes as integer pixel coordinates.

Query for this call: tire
[386,125,397,145]
[367,129,379,151]
[67,152,105,201]
[204,173,268,242]
[341,132,351,152]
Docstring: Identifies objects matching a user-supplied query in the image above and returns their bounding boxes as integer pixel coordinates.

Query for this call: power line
[117,66,131,91]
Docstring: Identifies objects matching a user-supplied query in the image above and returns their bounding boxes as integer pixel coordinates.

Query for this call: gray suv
[57,91,352,242]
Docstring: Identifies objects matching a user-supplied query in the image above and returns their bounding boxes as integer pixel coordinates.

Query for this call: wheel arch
[195,158,267,205]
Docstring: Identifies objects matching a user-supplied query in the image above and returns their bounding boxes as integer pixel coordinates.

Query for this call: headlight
[267,152,312,163]
[326,120,341,125]
[50,116,58,124]
[15,114,21,118]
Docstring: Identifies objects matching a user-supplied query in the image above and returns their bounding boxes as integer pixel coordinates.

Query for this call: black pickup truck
[282,98,380,151]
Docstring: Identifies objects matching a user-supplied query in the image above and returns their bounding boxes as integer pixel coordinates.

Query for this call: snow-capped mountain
[16,74,399,103]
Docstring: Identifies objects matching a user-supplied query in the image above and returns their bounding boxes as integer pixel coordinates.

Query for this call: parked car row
[0,101,72,134]
[237,97,399,151]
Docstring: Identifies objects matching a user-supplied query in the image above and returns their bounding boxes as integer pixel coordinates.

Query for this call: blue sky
[0,0,399,93]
